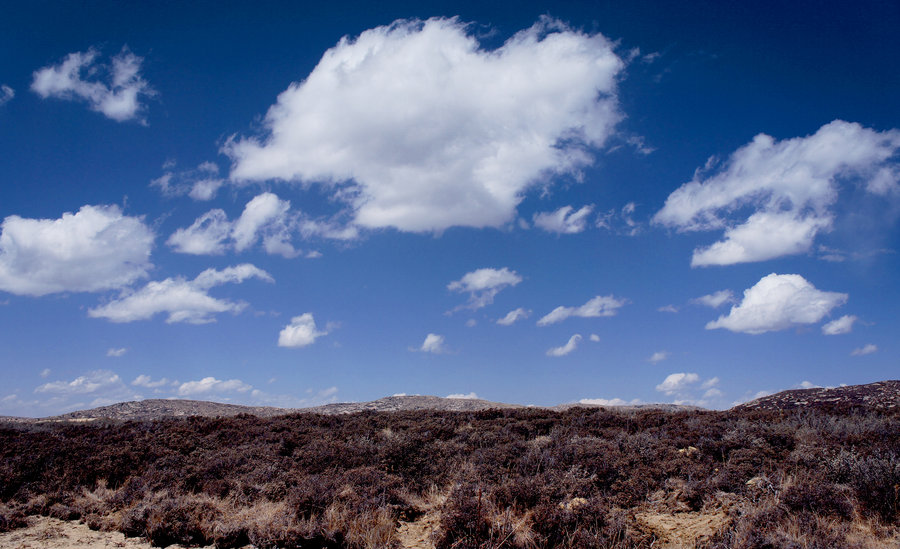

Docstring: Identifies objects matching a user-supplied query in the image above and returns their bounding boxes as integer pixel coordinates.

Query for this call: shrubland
[0,404,898,548]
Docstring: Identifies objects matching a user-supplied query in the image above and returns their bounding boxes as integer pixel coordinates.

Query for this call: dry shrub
[0,502,28,533]
[324,502,397,548]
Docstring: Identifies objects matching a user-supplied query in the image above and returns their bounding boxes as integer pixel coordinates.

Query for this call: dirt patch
[396,489,448,549]
[0,516,229,549]
[635,510,729,549]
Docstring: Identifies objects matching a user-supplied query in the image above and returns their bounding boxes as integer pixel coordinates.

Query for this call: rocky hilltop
[734,380,900,411]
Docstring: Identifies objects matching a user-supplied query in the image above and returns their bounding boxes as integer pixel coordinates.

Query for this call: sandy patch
[635,510,729,549]
[0,516,220,549]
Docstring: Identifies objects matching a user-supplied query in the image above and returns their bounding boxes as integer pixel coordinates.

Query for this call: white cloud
[655,372,699,395]
[167,209,232,255]
[232,193,292,252]
[39,368,51,378]
[706,273,847,334]
[691,290,734,308]
[168,192,345,258]
[131,375,173,389]
[177,377,252,396]
[31,47,153,122]
[36,370,124,395]
[88,264,272,324]
[106,347,127,357]
[798,380,821,389]
[278,313,329,348]
[0,85,13,106]
[225,17,624,232]
[546,334,582,356]
[658,304,679,313]
[851,343,877,356]
[648,351,668,363]
[419,333,447,354]
[653,121,900,266]
[533,205,594,234]
[537,295,627,326]
[822,314,858,335]
[497,307,531,326]
[448,267,522,311]
[446,392,479,399]
[578,397,632,406]
[465,319,477,328]
[0,205,153,296]
[701,377,720,389]
[597,202,642,236]
[152,162,223,201]
[589,334,600,342]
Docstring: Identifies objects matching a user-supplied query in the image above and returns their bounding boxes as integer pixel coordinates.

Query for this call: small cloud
[546,334,582,357]
[465,319,477,328]
[418,333,447,354]
[797,380,821,389]
[177,376,252,396]
[596,202,643,236]
[497,307,531,326]
[851,343,878,356]
[306,250,323,259]
[278,313,329,348]
[648,351,668,364]
[106,347,127,357]
[152,161,224,201]
[39,368,51,379]
[700,377,720,389]
[537,295,627,326]
[655,372,699,395]
[657,304,679,313]
[448,267,522,311]
[446,392,479,400]
[533,205,594,234]
[392,392,408,397]
[35,369,125,395]
[0,84,14,106]
[691,290,734,308]
[589,334,600,342]
[31,47,153,122]
[821,315,858,335]
[131,375,172,389]
[578,397,629,406]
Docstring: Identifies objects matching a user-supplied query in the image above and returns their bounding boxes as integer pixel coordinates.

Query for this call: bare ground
[0,516,228,549]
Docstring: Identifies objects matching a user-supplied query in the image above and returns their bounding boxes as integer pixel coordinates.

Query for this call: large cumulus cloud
[225,17,624,232]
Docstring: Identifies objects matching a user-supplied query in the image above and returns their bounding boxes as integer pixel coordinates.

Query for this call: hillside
[1,403,898,548]
[733,380,900,411]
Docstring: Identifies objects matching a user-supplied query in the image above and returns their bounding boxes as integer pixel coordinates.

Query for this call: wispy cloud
[537,295,627,326]
[448,267,522,311]
[546,334,582,357]
[89,264,273,324]
[31,47,154,122]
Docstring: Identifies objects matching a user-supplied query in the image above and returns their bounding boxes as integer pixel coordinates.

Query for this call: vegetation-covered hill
[2,403,899,548]
[734,380,900,411]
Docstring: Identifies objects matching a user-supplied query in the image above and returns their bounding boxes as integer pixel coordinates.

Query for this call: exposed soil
[635,510,729,548]
[0,516,227,549]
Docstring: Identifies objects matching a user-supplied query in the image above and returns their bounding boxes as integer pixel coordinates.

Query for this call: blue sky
[1,1,898,416]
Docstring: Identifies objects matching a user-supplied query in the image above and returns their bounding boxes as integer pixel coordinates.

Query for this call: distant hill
[2,394,703,423]
[733,380,900,411]
[7,381,895,423]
